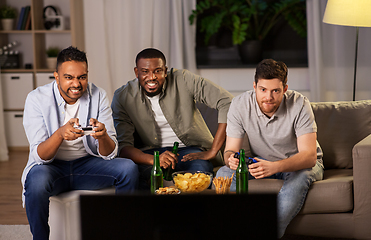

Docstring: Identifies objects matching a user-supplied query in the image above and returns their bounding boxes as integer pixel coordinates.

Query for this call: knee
[24,165,53,195]
[114,158,139,179]
[216,166,233,178]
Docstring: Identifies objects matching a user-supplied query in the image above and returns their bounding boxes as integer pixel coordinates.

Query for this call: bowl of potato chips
[172,171,213,193]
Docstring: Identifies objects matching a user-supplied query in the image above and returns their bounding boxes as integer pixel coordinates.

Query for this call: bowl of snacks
[155,186,181,195]
[172,171,213,193]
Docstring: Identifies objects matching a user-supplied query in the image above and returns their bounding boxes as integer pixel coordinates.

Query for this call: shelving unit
[0,0,85,83]
[0,0,84,149]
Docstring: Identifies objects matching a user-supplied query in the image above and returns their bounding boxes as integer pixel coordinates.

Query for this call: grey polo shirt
[227,90,323,163]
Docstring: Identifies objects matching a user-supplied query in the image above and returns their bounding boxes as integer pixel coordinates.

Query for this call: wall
[199,68,310,98]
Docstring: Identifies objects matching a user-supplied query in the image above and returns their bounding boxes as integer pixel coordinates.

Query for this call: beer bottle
[151,151,163,194]
[236,149,248,194]
[164,142,179,181]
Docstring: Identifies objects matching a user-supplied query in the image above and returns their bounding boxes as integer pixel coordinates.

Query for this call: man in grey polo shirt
[216,59,324,238]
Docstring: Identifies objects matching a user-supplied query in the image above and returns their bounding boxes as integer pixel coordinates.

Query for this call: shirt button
[62,112,64,114]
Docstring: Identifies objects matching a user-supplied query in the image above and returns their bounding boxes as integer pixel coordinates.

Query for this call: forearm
[223,136,244,168]
[275,150,317,173]
[97,134,116,156]
[120,146,154,165]
[37,129,63,160]
[209,123,227,156]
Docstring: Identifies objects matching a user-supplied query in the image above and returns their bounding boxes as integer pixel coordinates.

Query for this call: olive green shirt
[111,68,233,153]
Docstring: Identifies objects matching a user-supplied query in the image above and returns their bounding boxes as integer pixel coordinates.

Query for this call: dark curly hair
[56,46,88,71]
[254,59,288,87]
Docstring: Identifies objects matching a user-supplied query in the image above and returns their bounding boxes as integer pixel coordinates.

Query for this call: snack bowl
[155,186,181,195]
[172,170,213,193]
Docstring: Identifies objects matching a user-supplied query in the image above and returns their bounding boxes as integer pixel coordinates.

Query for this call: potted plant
[46,47,60,70]
[0,5,17,30]
[189,0,307,63]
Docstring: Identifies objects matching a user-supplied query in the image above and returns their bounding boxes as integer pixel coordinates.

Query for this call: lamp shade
[323,0,371,27]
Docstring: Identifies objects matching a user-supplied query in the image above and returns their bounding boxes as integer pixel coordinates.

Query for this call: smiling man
[215,59,324,238]
[21,46,139,240]
[111,48,233,189]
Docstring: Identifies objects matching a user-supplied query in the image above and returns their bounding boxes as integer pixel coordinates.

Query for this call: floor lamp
[323,0,371,101]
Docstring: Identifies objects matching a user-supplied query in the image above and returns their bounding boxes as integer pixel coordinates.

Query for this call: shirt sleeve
[23,91,53,164]
[226,96,246,139]
[180,69,234,123]
[111,88,136,154]
[294,96,317,137]
[95,89,118,160]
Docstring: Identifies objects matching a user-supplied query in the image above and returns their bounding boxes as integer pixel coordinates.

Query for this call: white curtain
[83,0,197,102]
[307,0,371,102]
[0,74,9,161]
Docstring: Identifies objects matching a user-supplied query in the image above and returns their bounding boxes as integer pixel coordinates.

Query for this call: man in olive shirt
[111,48,233,188]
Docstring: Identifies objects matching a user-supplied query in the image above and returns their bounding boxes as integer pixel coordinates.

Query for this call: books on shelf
[16,5,31,30]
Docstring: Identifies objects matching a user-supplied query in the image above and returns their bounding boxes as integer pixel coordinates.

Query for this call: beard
[141,80,163,97]
[258,100,280,117]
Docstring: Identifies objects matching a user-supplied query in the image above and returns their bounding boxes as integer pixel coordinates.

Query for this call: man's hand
[159,151,178,169]
[227,153,239,170]
[181,150,216,162]
[88,118,107,139]
[59,118,83,140]
[248,158,278,179]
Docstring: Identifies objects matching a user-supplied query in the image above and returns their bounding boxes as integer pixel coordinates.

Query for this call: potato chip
[173,172,211,193]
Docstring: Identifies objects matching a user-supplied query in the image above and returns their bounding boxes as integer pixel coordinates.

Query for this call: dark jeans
[138,146,214,189]
[24,155,139,240]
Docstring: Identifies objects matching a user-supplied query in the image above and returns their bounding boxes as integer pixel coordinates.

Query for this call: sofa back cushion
[311,100,371,169]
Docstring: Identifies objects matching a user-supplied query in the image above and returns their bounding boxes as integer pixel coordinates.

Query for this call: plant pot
[238,40,263,64]
[46,57,57,70]
[1,19,15,31]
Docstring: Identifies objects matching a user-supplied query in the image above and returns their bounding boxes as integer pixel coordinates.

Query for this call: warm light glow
[323,0,371,27]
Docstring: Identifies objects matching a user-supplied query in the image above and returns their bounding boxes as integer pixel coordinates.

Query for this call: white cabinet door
[1,73,33,109]
[3,111,28,147]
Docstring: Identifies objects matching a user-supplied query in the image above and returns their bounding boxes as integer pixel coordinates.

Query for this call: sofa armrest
[352,133,371,239]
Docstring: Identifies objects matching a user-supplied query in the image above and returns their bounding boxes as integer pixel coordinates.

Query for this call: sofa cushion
[248,169,353,214]
[311,100,371,169]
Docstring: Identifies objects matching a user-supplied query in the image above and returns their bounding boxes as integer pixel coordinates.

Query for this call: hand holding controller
[75,126,96,135]
[234,152,257,165]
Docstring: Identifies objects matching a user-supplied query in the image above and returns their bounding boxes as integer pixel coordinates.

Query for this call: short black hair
[56,46,88,71]
[135,48,166,66]
[254,59,288,87]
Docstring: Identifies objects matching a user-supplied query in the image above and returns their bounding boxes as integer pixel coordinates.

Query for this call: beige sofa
[235,100,371,239]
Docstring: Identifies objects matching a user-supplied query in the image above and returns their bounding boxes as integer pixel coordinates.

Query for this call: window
[192,0,308,68]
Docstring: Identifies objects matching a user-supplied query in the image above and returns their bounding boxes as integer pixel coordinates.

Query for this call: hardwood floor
[0,150,29,225]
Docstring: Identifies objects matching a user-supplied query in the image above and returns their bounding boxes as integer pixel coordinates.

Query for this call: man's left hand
[88,118,107,139]
[248,158,278,179]
[181,150,215,162]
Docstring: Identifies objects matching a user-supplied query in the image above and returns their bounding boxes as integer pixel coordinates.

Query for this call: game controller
[233,152,257,165]
[75,126,96,135]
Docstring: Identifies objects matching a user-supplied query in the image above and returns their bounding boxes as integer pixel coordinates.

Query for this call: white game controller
[75,126,96,135]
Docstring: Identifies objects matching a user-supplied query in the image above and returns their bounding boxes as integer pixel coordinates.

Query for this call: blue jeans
[216,161,324,238]
[139,146,214,189]
[24,155,139,240]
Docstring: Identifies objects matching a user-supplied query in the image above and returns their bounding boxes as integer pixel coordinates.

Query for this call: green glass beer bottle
[151,151,163,194]
[236,149,248,194]
[164,142,179,181]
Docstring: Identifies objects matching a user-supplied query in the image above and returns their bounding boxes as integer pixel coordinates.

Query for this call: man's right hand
[227,153,239,171]
[159,151,178,169]
[59,118,84,140]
